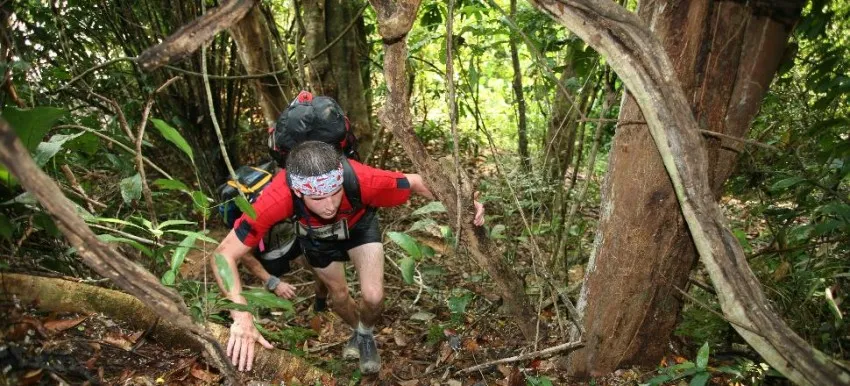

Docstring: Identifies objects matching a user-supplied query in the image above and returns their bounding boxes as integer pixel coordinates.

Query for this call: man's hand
[227,311,273,371]
[473,191,485,226]
[273,281,297,299]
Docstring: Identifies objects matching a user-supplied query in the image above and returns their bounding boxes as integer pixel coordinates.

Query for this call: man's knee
[361,286,384,308]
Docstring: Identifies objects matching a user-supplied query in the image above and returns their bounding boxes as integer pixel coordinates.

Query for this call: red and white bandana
[289,164,344,197]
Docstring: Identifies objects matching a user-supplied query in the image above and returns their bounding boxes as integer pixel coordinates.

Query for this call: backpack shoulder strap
[341,157,362,209]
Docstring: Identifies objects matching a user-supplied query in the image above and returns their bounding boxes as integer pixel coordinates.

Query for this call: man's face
[297,187,344,220]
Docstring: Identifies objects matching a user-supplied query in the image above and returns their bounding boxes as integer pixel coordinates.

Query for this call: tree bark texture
[137,0,255,71]
[527,0,850,385]
[368,0,537,340]
[326,1,374,159]
[566,0,805,376]
[0,120,238,382]
[229,4,294,126]
[0,273,331,384]
[509,0,530,172]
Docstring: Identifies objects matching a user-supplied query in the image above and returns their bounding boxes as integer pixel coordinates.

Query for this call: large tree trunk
[229,4,294,126]
[568,0,804,376]
[301,0,374,158]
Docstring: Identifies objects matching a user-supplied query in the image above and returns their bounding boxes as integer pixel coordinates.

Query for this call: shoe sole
[342,347,360,360]
[360,360,381,374]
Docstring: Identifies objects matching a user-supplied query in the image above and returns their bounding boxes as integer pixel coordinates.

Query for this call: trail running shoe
[358,332,381,374]
[342,331,360,359]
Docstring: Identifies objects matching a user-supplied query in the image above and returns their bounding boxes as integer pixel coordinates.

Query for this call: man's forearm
[243,254,272,283]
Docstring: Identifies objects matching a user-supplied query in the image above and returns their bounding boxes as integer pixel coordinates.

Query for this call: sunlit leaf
[769,176,806,192]
[161,270,176,286]
[234,195,256,220]
[2,191,37,206]
[411,201,446,216]
[214,253,233,292]
[2,106,67,152]
[407,218,439,234]
[695,342,710,369]
[95,234,153,257]
[170,233,199,274]
[33,132,83,167]
[191,190,211,218]
[165,229,218,244]
[120,173,142,204]
[489,224,506,239]
[151,118,194,163]
[399,256,415,285]
[243,289,294,312]
[156,219,196,230]
[388,231,422,260]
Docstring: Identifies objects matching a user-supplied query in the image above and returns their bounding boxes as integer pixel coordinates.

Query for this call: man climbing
[211,140,485,374]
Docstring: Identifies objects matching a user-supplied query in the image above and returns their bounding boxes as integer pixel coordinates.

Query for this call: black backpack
[268,91,360,165]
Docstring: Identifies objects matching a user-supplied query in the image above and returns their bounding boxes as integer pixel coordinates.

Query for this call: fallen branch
[0,273,330,383]
[456,340,583,374]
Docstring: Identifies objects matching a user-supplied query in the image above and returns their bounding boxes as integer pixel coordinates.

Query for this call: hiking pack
[217,91,363,252]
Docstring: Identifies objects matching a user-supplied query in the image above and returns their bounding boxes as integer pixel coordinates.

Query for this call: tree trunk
[229,4,294,126]
[509,0,530,172]
[567,0,805,376]
[326,1,375,159]
[368,0,537,340]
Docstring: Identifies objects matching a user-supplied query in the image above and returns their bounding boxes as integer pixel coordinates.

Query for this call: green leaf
[770,176,806,192]
[489,224,506,239]
[156,219,196,231]
[696,342,710,369]
[95,234,153,257]
[151,118,194,163]
[170,233,199,273]
[0,165,18,188]
[407,218,439,234]
[0,213,11,240]
[2,106,67,152]
[33,212,60,237]
[86,216,148,232]
[447,289,473,316]
[642,373,673,386]
[689,372,710,386]
[411,201,446,216]
[399,256,415,285]
[214,253,233,292]
[243,289,294,312]
[388,231,422,260]
[161,270,176,286]
[120,173,142,204]
[165,229,218,244]
[33,132,84,167]
[234,195,256,220]
[191,190,211,218]
[154,178,190,192]
[2,191,37,206]
[526,376,554,386]
[732,229,752,254]
[65,132,99,156]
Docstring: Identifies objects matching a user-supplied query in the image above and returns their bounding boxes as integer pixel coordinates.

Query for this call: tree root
[0,273,331,384]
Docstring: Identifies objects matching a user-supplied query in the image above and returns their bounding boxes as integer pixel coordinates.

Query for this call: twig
[201,28,240,191]
[59,185,106,210]
[446,0,463,246]
[134,76,182,227]
[87,92,135,141]
[688,277,716,295]
[54,125,173,180]
[55,56,137,92]
[60,164,96,212]
[88,223,162,247]
[455,340,584,374]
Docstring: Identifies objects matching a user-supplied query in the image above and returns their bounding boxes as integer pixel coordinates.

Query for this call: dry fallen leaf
[393,329,407,347]
[103,331,133,351]
[44,315,88,334]
[396,380,419,386]
[190,363,221,383]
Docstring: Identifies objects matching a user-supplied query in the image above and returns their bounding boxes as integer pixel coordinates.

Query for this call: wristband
[266,276,281,291]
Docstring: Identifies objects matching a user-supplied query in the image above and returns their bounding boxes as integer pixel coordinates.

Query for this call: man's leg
[347,242,384,374]
[347,242,385,328]
[293,255,329,311]
[310,260,358,327]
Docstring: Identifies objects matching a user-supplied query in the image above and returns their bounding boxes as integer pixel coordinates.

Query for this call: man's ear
[293,190,302,198]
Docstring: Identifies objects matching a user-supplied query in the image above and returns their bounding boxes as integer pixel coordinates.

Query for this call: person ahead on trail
[211,140,485,374]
